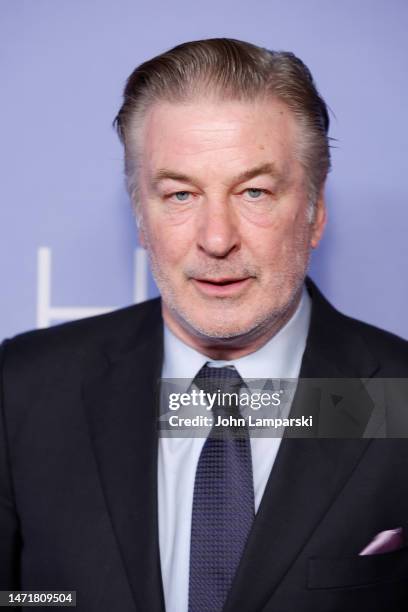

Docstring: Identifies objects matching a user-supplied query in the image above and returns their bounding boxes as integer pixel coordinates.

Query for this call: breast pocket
[307,546,408,590]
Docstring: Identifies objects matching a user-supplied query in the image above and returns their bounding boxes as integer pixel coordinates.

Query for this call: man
[1,38,407,612]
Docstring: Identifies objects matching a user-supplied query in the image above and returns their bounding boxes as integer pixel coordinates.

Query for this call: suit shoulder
[306,278,408,377]
[341,312,408,374]
[2,298,162,368]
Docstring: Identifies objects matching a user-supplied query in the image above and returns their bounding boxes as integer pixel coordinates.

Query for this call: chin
[192,323,249,340]
[180,308,278,342]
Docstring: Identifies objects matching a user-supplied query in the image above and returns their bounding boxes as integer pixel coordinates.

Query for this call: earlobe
[138,225,146,248]
[310,191,327,249]
[133,204,146,248]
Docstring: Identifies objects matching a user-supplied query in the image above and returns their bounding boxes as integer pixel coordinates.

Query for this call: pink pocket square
[359,528,404,556]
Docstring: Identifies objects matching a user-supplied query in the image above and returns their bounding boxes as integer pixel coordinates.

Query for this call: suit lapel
[224,439,374,612]
[83,321,165,612]
[223,279,381,612]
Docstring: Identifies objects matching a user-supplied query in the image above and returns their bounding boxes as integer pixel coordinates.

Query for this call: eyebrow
[151,162,283,188]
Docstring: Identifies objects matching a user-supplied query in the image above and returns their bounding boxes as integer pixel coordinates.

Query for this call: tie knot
[193,364,246,425]
[193,363,243,397]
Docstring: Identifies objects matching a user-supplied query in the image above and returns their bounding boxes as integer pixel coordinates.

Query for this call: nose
[196,197,240,258]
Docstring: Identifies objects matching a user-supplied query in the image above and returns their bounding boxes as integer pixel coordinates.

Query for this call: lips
[197,277,247,285]
[191,276,253,297]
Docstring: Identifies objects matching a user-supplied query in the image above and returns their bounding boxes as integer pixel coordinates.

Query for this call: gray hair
[114,38,331,218]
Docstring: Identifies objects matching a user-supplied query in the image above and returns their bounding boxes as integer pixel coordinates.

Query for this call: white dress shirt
[158,287,311,612]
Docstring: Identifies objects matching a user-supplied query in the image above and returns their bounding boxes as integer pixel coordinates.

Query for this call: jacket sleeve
[0,341,21,588]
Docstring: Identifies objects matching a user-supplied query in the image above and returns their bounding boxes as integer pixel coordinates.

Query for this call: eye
[245,188,266,199]
[173,191,191,202]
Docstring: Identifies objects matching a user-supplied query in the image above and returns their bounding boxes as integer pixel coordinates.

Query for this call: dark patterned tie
[188,364,255,612]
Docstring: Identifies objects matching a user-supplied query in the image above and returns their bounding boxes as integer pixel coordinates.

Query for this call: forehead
[137,97,300,180]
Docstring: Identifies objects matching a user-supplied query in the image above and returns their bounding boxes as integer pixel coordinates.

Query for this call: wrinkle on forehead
[155,123,261,158]
[141,97,293,142]
[136,97,301,190]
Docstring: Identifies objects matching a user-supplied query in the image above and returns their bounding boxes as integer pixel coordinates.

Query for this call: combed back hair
[113,38,331,216]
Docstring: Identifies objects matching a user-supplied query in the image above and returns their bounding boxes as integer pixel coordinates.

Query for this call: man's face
[136,96,326,348]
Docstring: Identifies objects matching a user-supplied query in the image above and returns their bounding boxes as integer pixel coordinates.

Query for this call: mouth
[191,276,253,297]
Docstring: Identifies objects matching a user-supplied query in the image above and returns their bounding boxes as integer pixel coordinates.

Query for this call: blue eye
[174,191,190,201]
[246,188,264,198]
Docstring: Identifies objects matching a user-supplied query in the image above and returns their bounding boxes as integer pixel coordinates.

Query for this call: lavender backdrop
[1,0,407,340]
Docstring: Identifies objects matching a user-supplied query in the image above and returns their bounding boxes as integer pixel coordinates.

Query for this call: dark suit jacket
[1,279,408,611]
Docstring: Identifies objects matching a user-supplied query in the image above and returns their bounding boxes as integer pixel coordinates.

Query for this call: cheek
[246,216,310,271]
[242,193,310,252]
[282,206,312,247]
[144,215,193,265]
[245,220,295,261]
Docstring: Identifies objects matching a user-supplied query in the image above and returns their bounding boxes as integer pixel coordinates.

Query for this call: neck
[162,290,302,361]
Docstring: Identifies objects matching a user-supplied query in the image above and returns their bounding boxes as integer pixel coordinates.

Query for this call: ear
[134,204,147,248]
[310,188,327,249]
[138,222,146,249]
